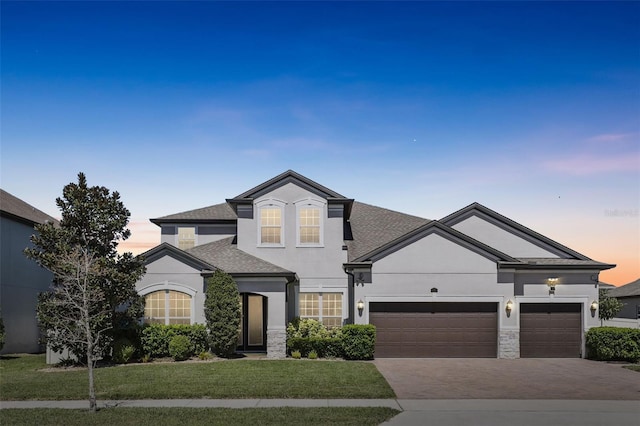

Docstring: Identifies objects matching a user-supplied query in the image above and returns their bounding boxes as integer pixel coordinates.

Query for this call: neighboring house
[607,279,640,319]
[0,189,57,354]
[598,282,616,290]
[137,170,615,359]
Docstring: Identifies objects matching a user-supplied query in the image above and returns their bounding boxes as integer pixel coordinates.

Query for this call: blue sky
[1,1,638,284]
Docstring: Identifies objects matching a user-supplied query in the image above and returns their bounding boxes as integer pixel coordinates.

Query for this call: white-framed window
[257,199,285,246]
[177,226,196,250]
[299,292,342,327]
[144,290,192,325]
[296,199,324,247]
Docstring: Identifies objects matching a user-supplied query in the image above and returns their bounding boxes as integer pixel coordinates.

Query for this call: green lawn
[0,354,395,400]
[0,407,400,426]
[623,364,640,372]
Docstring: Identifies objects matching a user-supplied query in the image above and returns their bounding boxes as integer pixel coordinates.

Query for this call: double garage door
[370,302,498,358]
[370,302,581,358]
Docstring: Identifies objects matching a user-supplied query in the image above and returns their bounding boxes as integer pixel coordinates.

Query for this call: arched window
[144,290,192,325]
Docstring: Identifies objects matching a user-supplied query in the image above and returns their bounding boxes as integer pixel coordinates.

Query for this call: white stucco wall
[452,215,561,258]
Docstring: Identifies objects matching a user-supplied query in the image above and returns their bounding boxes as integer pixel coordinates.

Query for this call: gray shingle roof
[607,279,640,298]
[0,189,58,225]
[186,237,293,275]
[151,202,237,223]
[346,201,430,261]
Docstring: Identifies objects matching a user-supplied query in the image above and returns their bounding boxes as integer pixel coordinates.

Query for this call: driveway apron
[373,358,640,400]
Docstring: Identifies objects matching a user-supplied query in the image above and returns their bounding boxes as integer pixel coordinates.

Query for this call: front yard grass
[623,364,640,372]
[0,407,400,426]
[0,354,395,400]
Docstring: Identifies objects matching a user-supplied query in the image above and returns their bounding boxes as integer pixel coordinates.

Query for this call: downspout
[343,267,355,325]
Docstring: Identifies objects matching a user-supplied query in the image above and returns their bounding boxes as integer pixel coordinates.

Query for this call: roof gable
[441,203,591,260]
[231,170,348,200]
[354,220,517,264]
[140,243,214,270]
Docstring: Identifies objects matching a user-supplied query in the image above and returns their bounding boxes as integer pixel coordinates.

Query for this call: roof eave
[498,261,616,271]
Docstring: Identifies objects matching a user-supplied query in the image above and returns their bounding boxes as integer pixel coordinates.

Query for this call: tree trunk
[87,340,97,411]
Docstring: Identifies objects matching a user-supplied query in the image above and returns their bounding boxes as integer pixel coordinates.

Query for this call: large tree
[205,270,241,358]
[25,173,145,411]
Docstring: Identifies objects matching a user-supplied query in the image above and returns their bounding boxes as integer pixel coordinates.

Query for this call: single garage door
[520,303,582,358]
[369,302,498,358]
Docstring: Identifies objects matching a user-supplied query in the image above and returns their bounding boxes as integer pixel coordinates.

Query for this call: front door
[238,293,267,352]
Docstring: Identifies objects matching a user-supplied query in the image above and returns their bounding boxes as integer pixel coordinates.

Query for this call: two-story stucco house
[137,170,614,359]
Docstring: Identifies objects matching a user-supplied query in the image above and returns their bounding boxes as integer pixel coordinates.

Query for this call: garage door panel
[369,303,497,358]
[520,303,582,358]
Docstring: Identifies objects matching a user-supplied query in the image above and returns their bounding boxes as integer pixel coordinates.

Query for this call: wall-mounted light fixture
[590,300,599,312]
[547,277,559,295]
[505,299,514,317]
[357,300,365,316]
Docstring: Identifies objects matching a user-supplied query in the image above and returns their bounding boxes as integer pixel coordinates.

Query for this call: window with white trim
[144,290,192,325]
[296,199,324,246]
[299,292,342,327]
[258,200,285,246]
[177,226,195,250]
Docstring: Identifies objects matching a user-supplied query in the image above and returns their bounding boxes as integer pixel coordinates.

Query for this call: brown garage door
[369,302,498,358]
[520,303,582,358]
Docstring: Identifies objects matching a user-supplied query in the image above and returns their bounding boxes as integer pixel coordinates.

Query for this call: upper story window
[296,199,324,247]
[257,199,285,246]
[177,226,196,250]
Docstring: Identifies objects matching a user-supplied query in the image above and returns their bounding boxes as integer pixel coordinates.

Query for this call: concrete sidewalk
[2,399,638,425]
[0,398,402,409]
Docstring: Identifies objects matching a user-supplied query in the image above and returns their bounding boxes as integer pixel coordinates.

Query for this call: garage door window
[299,293,342,327]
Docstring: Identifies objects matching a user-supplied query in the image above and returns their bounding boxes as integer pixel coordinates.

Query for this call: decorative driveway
[373,358,640,400]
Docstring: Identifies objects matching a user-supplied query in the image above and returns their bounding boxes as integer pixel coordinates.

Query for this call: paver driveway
[373,358,640,400]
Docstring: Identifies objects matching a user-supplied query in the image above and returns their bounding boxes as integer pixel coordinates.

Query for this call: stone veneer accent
[267,328,287,359]
[499,329,520,359]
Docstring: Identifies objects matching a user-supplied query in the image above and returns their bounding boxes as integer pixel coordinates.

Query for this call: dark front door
[238,293,267,352]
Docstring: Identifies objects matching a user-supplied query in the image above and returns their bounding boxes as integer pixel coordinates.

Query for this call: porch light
[547,277,558,295]
[590,300,598,312]
[357,300,365,316]
[505,300,514,316]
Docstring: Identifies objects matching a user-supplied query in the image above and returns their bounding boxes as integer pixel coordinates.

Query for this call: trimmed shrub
[287,337,344,358]
[169,335,192,361]
[141,324,208,358]
[205,270,241,358]
[586,327,640,362]
[308,350,318,359]
[112,338,136,364]
[342,324,376,360]
[291,350,302,359]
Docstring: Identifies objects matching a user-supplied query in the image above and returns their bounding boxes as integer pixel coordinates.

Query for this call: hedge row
[586,327,640,362]
[286,322,376,360]
[141,324,208,358]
